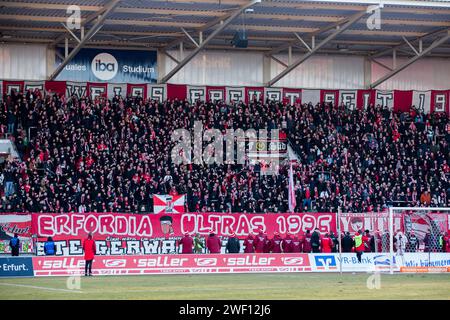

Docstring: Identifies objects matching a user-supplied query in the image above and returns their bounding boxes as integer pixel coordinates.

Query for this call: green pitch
[0,273,449,300]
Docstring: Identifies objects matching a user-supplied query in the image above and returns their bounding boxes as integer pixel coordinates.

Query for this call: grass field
[0,273,449,300]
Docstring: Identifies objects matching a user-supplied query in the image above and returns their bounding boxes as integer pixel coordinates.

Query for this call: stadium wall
[164,49,264,86]
[164,49,450,90]
[1,45,450,90]
[270,54,366,89]
[372,57,450,91]
[0,44,48,80]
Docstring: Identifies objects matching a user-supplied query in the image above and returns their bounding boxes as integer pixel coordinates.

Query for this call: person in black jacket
[342,232,354,252]
[226,233,241,253]
[9,233,20,256]
[369,233,376,252]
[311,228,321,253]
[44,237,57,255]
[406,231,419,252]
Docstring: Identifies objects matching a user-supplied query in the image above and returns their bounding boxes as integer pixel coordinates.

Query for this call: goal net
[389,207,450,254]
[338,208,450,273]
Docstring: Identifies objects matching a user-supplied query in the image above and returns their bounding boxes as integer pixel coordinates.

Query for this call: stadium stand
[1,89,448,214]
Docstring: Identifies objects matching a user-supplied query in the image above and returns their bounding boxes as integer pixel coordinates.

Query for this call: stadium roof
[1,0,449,84]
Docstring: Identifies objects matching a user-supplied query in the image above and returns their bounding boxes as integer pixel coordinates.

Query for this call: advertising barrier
[398,253,450,273]
[310,253,450,273]
[31,212,336,256]
[23,252,450,276]
[0,257,34,277]
[32,253,311,276]
[310,253,400,272]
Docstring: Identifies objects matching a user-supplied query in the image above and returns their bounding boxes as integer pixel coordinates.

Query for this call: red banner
[245,87,265,104]
[32,253,311,276]
[206,86,225,102]
[2,80,24,96]
[394,90,413,113]
[45,81,66,96]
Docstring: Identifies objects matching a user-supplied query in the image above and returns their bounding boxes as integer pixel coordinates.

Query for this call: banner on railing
[338,212,403,234]
[338,211,449,246]
[1,80,449,114]
[0,214,33,254]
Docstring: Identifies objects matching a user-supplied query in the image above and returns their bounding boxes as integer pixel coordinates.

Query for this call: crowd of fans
[0,88,448,213]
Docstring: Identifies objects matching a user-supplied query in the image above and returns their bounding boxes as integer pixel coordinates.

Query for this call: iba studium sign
[55,48,157,83]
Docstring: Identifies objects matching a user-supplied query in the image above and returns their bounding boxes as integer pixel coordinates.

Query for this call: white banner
[148,84,167,101]
[225,86,245,103]
[376,90,394,110]
[187,85,206,103]
[107,83,127,98]
[412,90,431,114]
[302,89,320,105]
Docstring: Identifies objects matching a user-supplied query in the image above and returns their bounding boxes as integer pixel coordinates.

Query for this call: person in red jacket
[292,233,303,253]
[254,229,267,253]
[363,230,372,253]
[271,232,283,253]
[243,234,255,253]
[178,233,194,254]
[206,230,222,254]
[321,233,333,253]
[353,230,365,262]
[443,232,450,252]
[263,233,272,253]
[303,230,312,253]
[282,232,294,253]
[82,232,96,276]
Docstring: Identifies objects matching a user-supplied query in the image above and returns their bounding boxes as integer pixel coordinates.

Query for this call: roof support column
[364,57,372,89]
[48,0,122,80]
[159,0,261,84]
[393,49,397,69]
[288,46,292,65]
[267,9,368,87]
[64,37,68,58]
[180,42,184,60]
[262,54,271,85]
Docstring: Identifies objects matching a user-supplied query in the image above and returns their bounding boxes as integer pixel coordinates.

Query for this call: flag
[288,162,296,213]
[153,195,185,214]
